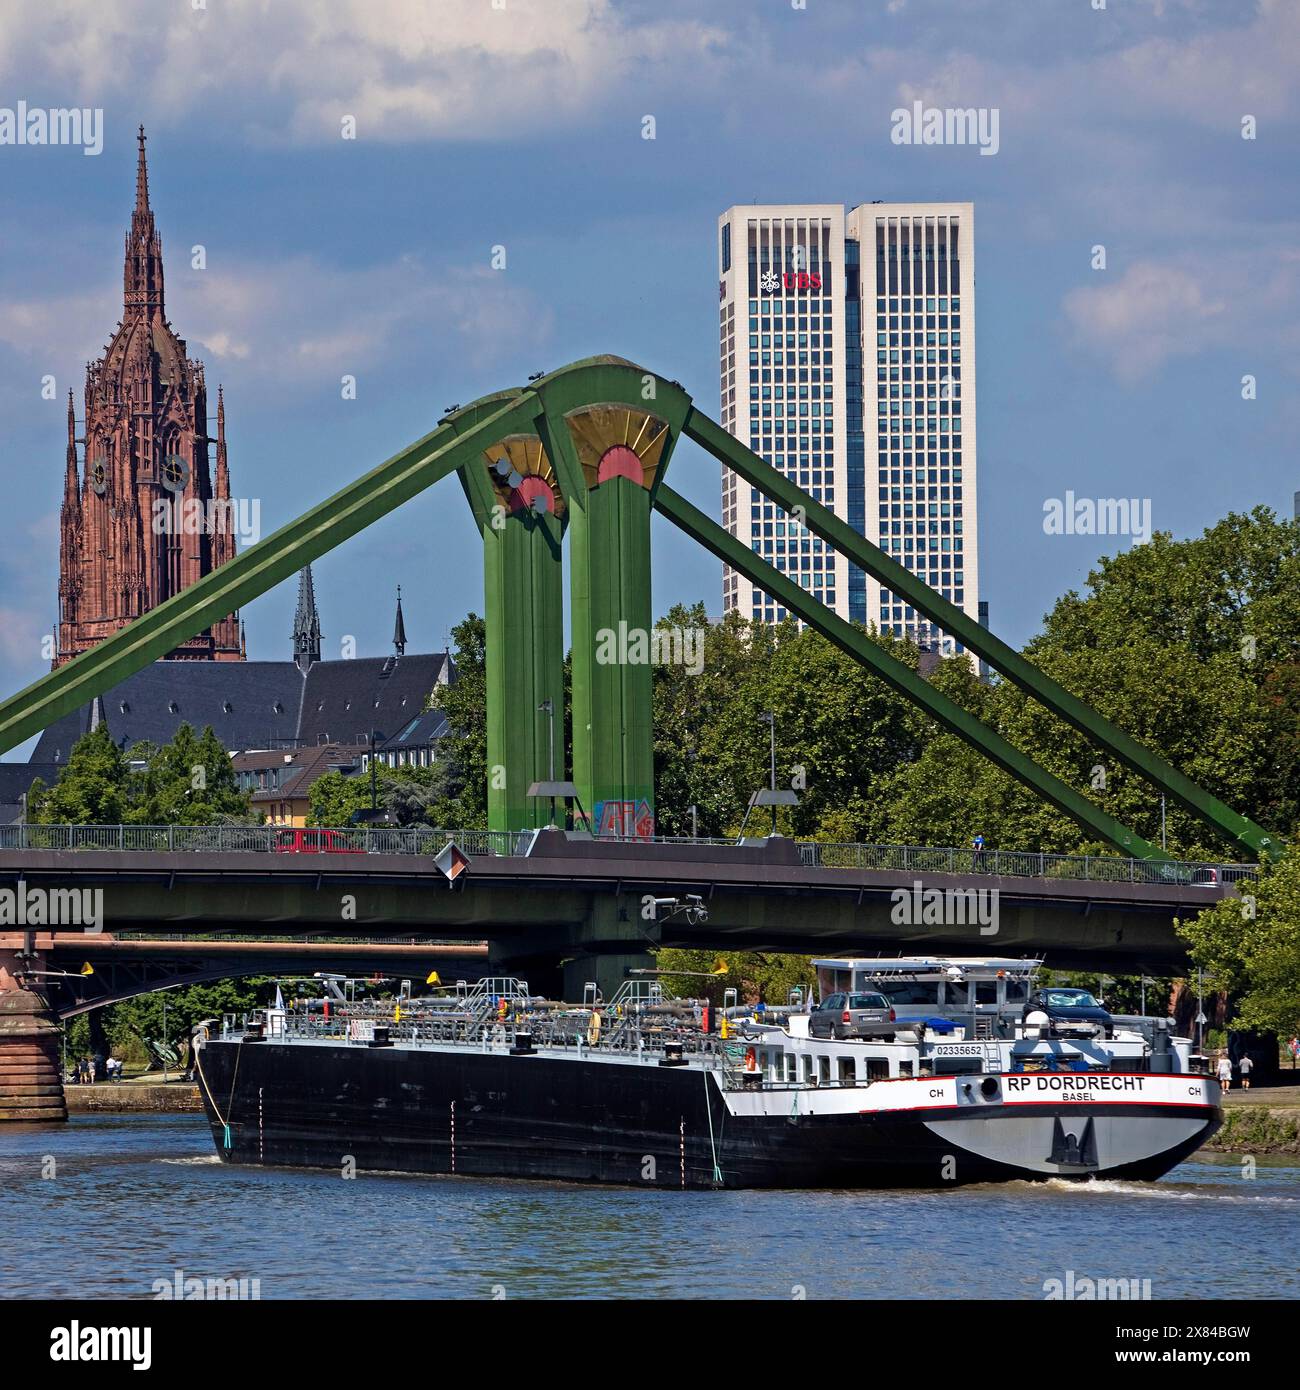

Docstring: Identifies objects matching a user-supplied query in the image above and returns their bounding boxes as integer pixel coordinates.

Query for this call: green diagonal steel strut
[0,354,1278,866]
[0,391,541,755]
[655,484,1161,860]
[681,408,1280,864]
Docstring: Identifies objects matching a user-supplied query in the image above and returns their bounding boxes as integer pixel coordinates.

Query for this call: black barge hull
[195,1039,1220,1190]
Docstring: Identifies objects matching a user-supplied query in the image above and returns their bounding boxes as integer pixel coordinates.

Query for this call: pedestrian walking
[1216,1053,1232,1091]
[1239,1054,1253,1091]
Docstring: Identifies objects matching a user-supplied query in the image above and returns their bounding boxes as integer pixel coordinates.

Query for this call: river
[2,1115,1297,1300]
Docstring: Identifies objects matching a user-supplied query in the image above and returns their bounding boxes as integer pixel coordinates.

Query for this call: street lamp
[538,699,556,826]
[737,712,798,840]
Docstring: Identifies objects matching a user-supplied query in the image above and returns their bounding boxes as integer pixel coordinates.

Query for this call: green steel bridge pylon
[0,356,1278,864]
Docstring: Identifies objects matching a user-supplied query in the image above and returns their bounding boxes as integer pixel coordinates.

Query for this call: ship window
[899,1060,914,1078]
[867,1058,890,1082]
[783,1054,796,1083]
[838,1057,856,1086]
[817,1056,831,1084]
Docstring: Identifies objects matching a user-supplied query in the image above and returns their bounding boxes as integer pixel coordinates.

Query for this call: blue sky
[1,0,1297,715]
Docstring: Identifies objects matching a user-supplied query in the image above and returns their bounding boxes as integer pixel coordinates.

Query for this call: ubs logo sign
[760,270,822,294]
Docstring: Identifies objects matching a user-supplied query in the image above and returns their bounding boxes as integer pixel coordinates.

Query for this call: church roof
[26,651,454,764]
[298,652,450,747]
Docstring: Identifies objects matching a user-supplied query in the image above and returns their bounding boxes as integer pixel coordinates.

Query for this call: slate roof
[24,651,454,765]
[247,742,368,808]
[377,706,450,753]
[298,653,451,747]
[0,762,60,823]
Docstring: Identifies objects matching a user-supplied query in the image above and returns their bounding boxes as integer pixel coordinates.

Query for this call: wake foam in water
[158,1154,223,1166]
[1041,1176,1298,1203]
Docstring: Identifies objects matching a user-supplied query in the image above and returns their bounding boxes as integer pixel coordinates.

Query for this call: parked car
[273,827,364,854]
[1022,987,1114,1038]
[809,992,897,1040]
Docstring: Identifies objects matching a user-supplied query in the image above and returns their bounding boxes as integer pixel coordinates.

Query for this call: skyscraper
[717,202,978,648]
[55,127,241,666]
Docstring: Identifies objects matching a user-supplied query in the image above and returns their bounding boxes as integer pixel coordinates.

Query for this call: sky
[1,0,1297,733]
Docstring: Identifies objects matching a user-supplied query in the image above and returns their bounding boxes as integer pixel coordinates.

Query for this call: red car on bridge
[273,827,365,854]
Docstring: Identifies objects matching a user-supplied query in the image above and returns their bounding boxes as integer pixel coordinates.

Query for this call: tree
[31,722,253,826]
[30,724,129,824]
[1178,844,1300,1037]
[655,947,815,1008]
[127,723,253,824]
[428,613,487,828]
[66,978,274,1070]
[309,761,458,828]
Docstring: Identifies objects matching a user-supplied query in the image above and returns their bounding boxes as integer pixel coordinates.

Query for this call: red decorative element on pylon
[595,445,645,486]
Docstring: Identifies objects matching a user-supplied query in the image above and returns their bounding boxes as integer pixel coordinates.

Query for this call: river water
[2,1115,1296,1300]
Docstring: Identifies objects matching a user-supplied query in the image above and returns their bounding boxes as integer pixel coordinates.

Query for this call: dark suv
[1022,987,1114,1039]
[810,992,897,1040]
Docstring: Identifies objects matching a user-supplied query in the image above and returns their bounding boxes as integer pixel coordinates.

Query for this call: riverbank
[64,1078,201,1113]
[1201,1085,1300,1155]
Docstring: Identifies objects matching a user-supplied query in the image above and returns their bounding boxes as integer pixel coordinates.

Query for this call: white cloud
[1063,253,1300,383]
[0,254,552,386]
[0,0,732,144]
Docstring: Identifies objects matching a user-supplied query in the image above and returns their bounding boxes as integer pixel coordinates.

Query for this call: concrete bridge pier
[0,935,67,1122]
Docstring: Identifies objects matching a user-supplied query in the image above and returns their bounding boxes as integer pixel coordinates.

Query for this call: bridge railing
[797,841,1256,886]
[0,823,1257,885]
[0,823,526,856]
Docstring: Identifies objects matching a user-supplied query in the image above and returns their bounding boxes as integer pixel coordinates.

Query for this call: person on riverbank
[1239,1055,1253,1091]
[972,832,987,872]
[1216,1054,1233,1090]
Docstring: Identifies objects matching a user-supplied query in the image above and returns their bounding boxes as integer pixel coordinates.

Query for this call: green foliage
[875,508,1300,856]
[30,724,130,824]
[655,947,815,1007]
[651,603,921,841]
[65,978,273,1069]
[1211,1106,1300,1154]
[427,613,487,828]
[30,722,254,826]
[1179,842,1300,1037]
[309,761,458,828]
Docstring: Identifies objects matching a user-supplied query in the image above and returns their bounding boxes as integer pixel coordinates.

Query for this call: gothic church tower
[55,127,242,666]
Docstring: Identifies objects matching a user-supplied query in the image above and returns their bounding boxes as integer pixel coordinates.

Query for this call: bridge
[0,355,1278,1119]
[0,825,1253,999]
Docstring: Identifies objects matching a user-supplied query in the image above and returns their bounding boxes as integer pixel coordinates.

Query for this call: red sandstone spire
[212,385,234,568]
[63,391,79,507]
[123,125,164,319]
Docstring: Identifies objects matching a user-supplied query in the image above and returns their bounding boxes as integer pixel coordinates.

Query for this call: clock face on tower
[89,457,108,495]
[162,454,190,493]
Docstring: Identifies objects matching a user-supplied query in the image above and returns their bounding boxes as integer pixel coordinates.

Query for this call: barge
[194,963,1221,1189]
